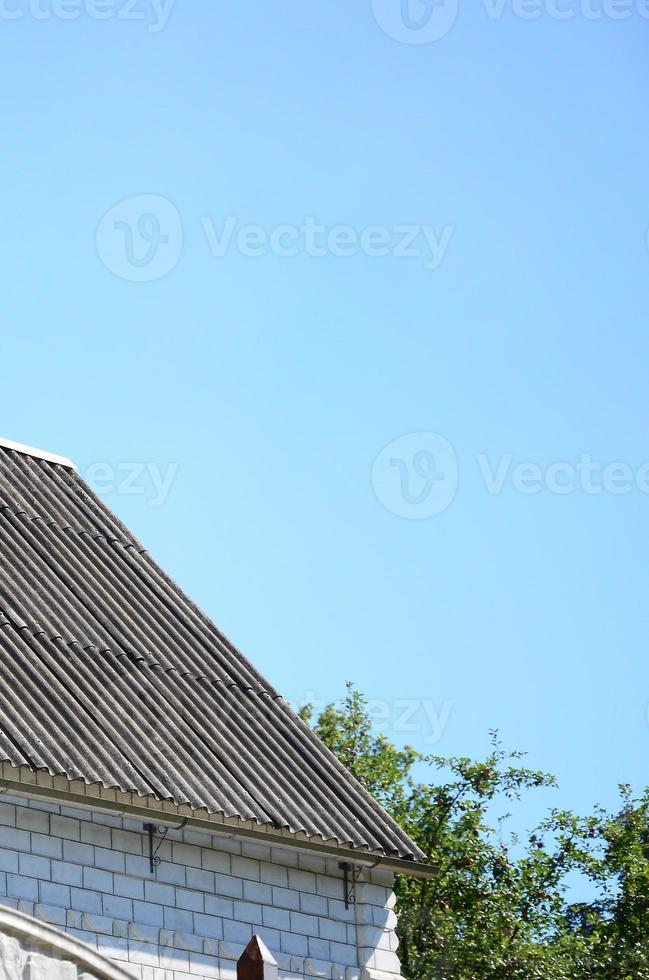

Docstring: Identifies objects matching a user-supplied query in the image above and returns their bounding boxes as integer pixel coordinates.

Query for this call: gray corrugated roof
[0,444,423,862]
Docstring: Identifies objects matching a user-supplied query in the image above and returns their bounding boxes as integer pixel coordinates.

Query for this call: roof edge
[0,773,436,880]
[0,438,76,470]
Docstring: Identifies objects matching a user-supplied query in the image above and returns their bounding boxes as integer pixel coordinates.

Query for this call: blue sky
[1,2,648,831]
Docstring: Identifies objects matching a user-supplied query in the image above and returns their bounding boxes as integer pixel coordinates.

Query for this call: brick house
[0,439,433,980]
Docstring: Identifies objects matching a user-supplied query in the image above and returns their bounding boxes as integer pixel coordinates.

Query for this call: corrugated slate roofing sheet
[0,443,423,861]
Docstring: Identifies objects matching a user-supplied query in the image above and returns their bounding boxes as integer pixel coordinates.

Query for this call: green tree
[300,685,649,980]
[548,787,649,979]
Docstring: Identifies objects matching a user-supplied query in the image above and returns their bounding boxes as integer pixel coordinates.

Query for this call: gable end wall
[0,794,404,980]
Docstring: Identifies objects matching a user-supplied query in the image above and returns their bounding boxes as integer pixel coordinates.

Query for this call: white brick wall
[0,795,404,980]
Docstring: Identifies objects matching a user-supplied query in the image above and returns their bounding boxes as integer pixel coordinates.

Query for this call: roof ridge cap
[0,438,76,470]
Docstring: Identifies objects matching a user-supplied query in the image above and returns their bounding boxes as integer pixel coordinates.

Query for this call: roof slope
[0,443,423,861]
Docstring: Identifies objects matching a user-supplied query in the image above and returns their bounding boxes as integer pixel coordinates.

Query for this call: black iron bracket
[144,823,167,874]
[339,862,363,909]
[144,819,188,875]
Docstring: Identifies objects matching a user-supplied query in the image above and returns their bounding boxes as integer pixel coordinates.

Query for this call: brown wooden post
[237,935,278,980]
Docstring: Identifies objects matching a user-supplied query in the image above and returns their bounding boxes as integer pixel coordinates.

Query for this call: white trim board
[0,437,76,469]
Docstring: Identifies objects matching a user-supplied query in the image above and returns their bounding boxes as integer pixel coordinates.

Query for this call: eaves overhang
[0,769,437,881]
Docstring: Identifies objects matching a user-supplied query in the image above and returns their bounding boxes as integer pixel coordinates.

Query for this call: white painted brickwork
[0,796,404,980]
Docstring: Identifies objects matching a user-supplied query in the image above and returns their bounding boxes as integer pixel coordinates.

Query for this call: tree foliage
[300,685,649,979]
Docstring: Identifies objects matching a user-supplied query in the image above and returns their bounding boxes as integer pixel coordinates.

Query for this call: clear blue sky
[1,2,648,830]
